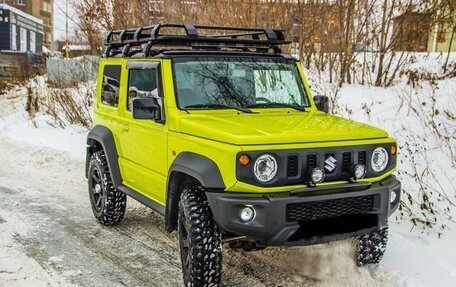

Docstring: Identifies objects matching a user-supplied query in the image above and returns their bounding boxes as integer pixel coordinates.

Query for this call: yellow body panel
[94,58,397,207]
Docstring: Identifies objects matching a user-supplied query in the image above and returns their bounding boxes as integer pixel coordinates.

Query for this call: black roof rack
[104,23,291,57]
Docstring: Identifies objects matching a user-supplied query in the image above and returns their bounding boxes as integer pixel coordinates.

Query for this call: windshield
[174,58,309,111]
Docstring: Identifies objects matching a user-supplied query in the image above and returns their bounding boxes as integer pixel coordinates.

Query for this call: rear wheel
[356,224,389,266]
[88,150,126,225]
[178,186,222,287]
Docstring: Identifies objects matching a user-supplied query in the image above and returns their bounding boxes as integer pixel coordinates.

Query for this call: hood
[176,111,388,145]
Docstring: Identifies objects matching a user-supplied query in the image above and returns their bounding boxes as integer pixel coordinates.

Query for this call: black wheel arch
[86,125,122,188]
[165,152,225,232]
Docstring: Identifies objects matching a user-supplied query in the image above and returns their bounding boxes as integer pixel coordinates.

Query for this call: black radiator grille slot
[287,156,299,177]
[306,154,317,170]
[358,151,367,165]
[286,195,375,222]
[342,152,351,172]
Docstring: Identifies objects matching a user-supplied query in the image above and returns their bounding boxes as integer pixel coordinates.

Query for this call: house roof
[0,4,44,25]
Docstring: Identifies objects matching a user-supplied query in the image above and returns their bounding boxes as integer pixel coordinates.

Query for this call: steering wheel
[255,97,271,104]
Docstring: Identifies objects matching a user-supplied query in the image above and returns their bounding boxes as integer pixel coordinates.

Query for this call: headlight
[371,147,389,172]
[253,154,278,183]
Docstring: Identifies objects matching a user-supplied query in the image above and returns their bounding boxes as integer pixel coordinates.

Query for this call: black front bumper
[206,175,401,246]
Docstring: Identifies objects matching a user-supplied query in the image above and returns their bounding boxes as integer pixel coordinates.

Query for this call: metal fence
[47,56,100,87]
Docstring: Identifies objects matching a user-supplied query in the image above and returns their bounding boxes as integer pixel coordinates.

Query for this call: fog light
[309,167,325,184]
[350,164,367,180]
[239,206,255,222]
[390,191,397,203]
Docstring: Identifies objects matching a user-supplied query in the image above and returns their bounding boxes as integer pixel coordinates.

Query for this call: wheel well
[165,171,201,233]
[86,139,104,178]
[88,138,103,155]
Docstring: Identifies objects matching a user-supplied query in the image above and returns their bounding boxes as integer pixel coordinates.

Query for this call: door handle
[121,124,129,133]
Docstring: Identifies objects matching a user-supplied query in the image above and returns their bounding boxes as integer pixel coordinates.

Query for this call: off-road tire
[356,224,389,266]
[178,186,222,287]
[88,150,126,225]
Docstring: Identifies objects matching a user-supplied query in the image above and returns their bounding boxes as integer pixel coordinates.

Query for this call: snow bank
[0,76,91,161]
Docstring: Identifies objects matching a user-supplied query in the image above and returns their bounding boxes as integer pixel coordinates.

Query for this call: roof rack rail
[103,23,291,57]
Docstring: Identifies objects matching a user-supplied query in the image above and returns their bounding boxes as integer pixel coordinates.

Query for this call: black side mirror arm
[313,95,329,114]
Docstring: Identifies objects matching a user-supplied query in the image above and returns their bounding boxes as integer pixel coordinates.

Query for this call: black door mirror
[132,97,161,120]
[313,95,329,113]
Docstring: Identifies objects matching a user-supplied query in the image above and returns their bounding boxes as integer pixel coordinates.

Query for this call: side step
[117,185,166,215]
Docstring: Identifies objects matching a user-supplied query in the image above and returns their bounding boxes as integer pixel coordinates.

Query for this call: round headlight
[371,147,389,172]
[253,154,278,183]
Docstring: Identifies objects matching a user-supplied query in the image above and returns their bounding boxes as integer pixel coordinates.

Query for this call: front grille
[342,152,351,172]
[287,156,299,177]
[358,151,367,165]
[286,195,375,222]
[306,154,317,169]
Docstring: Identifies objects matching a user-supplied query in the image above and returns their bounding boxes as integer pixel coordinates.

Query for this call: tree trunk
[443,26,456,73]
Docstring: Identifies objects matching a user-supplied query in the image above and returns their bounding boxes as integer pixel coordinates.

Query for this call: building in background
[393,3,456,53]
[427,3,456,53]
[392,12,432,52]
[0,0,53,51]
[0,4,44,53]
[56,40,91,57]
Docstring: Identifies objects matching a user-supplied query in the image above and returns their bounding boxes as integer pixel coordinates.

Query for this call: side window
[127,69,158,111]
[101,65,121,107]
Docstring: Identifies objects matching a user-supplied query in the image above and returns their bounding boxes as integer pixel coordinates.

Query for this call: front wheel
[356,224,389,266]
[178,186,222,287]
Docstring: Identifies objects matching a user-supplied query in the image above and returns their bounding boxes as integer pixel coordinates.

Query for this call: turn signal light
[239,154,250,165]
[391,145,397,155]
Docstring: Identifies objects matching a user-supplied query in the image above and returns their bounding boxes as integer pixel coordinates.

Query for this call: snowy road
[0,134,400,287]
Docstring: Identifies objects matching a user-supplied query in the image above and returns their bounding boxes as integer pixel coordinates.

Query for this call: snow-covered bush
[19,76,95,129]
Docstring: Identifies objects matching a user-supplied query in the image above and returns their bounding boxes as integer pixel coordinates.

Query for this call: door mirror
[313,95,329,113]
[132,97,161,120]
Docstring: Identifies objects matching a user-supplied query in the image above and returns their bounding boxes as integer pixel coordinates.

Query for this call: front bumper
[206,175,401,246]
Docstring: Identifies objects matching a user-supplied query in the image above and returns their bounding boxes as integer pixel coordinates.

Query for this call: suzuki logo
[324,155,337,173]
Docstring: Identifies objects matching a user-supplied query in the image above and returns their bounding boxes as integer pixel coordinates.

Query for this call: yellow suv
[86,24,401,286]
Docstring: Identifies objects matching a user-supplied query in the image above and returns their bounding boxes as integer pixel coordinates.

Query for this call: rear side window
[101,65,121,107]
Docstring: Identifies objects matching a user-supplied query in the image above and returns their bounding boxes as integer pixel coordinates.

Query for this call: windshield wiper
[184,104,253,113]
[247,103,306,112]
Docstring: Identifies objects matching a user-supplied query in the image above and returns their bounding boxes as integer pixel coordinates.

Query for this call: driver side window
[127,69,158,111]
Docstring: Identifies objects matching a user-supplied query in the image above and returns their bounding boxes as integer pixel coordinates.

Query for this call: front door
[117,60,168,206]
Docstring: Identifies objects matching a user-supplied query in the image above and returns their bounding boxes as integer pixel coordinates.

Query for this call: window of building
[437,21,446,43]
[11,24,17,50]
[101,65,122,107]
[17,0,26,5]
[42,1,52,13]
[30,31,35,52]
[19,27,26,52]
[127,69,158,111]
[149,0,164,12]
[43,32,51,43]
[44,18,52,27]
[124,2,132,13]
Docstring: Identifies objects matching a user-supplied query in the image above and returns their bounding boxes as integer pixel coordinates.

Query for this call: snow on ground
[0,53,455,286]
